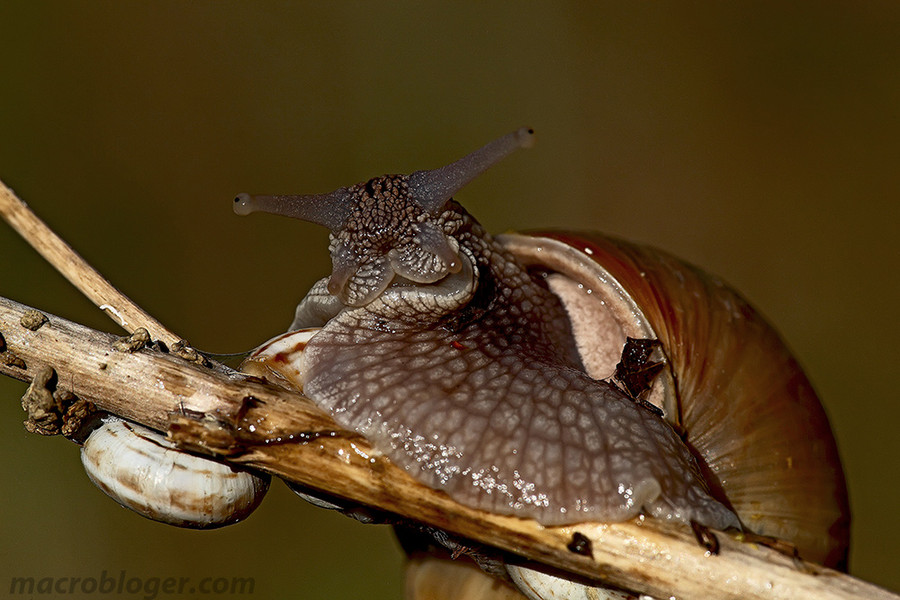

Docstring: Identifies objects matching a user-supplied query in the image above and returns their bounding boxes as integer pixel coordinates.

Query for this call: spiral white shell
[508,565,640,600]
[81,419,269,529]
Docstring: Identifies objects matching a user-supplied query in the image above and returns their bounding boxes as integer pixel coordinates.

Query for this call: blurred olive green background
[1,2,898,597]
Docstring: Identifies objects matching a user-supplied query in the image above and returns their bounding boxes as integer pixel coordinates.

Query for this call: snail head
[234,127,534,307]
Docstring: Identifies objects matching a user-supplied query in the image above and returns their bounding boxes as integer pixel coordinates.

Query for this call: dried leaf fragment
[61,397,98,440]
[614,337,664,400]
[21,366,62,435]
[171,340,211,367]
[113,327,150,352]
[20,309,49,331]
[1,351,26,369]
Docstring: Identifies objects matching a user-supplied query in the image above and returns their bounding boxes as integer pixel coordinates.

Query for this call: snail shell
[81,418,270,529]
[405,552,636,600]
[236,128,849,597]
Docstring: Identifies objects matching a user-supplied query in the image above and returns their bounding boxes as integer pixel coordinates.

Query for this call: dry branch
[1,297,895,600]
[1,179,897,600]
[0,180,181,346]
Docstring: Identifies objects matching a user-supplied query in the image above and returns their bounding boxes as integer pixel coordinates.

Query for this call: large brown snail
[235,128,849,598]
[79,128,849,598]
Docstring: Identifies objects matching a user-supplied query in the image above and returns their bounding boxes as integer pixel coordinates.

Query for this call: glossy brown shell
[503,231,850,569]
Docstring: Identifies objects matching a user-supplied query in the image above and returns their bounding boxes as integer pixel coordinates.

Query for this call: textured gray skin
[294,175,739,529]
[324,176,462,307]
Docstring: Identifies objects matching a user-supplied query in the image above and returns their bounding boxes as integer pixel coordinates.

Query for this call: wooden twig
[0,179,181,346]
[1,183,897,599]
[0,301,895,600]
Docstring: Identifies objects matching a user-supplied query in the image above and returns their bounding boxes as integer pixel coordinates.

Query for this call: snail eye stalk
[233,191,352,232]
[408,127,534,213]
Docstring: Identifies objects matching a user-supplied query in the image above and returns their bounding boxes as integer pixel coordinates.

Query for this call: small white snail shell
[81,418,269,529]
[404,553,641,600]
[507,564,636,600]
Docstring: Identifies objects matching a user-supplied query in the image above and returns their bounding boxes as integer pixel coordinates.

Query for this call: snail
[235,128,850,598]
[81,417,270,529]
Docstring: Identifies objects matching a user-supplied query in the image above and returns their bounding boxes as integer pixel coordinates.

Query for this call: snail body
[81,418,270,529]
[236,128,849,596]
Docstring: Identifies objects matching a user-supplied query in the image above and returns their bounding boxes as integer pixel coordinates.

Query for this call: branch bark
[1,179,897,600]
